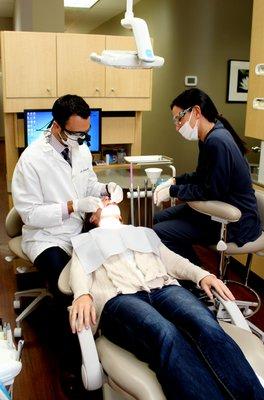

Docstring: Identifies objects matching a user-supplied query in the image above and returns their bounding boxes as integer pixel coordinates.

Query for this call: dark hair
[52,94,90,130]
[170,88,247,155]
[82,212,97,233]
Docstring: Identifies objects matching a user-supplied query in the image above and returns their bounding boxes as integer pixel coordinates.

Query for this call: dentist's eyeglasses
[172,107,192,125]
[63,125,91,138]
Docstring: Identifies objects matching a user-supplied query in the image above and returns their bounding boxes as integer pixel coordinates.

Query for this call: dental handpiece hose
[137,186,141,226]
[130,183,134,226]
[144,179,148,227]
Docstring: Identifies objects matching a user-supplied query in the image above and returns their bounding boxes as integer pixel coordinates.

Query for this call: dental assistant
[153,88,261,266]
[11,94,123,397]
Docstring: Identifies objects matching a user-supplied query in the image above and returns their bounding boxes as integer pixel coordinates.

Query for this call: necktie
[61,148,71,166]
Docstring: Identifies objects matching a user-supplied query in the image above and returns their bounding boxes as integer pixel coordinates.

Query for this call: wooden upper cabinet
[2,31,56,98]
[245,0,264,139]
[57,33,105,97]
[105,36,152,98]
[1,31,152,111]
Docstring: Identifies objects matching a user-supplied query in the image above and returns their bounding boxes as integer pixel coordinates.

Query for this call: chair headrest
[5,208,23,238]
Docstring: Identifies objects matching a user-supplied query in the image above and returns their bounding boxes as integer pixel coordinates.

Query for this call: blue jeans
[101,285,264,400]
[153,204,221,265]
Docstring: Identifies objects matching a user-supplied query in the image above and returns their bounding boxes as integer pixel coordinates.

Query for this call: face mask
[178,111,199,141]
[58,132,84,149]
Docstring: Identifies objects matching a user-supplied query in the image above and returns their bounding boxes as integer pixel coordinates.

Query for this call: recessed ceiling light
[64,0,99,8]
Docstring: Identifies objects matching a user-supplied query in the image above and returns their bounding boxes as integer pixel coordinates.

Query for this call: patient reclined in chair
[68,203,264,400]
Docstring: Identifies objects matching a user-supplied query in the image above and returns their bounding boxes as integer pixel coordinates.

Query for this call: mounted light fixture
[64,0,99,8]
[90,0,164,69]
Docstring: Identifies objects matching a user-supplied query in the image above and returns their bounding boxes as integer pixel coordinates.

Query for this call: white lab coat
[11,137,106,262]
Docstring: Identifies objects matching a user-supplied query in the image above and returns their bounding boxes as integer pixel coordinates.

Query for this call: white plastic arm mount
[212,290,251,332]
[77,328,103,391]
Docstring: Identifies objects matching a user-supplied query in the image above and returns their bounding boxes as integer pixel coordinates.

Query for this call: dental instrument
[137,186,141,226]
[144,179,148,227]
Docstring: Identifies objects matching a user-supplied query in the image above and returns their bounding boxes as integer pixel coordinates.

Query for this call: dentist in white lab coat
[11,94,123,395]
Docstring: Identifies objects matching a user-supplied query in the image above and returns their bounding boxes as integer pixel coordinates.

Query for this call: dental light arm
[90,0,164,69]
[121,16,155,63]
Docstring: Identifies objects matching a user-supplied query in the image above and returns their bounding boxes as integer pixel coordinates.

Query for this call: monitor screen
[24,108,102,153]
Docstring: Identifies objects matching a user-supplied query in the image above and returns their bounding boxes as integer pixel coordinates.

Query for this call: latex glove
[107,182,123,203]
[73,196,102,213]
[154,177,174,206]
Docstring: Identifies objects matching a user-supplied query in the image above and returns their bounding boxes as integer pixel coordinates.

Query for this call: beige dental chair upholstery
[58,263,264,399]
[187,190,264,279]
[5,207,51,337]
[187,189,264,340]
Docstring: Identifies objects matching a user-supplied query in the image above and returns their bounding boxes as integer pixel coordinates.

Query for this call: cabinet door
[57,34,105,97]
[245,0,264,139]
[105,36,152,98]
[3,31,56,98]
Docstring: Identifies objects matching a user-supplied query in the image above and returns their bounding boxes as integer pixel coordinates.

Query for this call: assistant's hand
[73,196,102,213]
[70,294,96,334]
[154,177,175,206]
[200,275,235,301]
[107,182,123,203]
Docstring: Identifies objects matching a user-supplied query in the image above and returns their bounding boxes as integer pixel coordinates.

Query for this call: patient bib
[71,225,161,274]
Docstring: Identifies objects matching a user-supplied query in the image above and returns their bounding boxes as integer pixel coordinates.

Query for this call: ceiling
[0,0,142,32]
[65,0,142,32]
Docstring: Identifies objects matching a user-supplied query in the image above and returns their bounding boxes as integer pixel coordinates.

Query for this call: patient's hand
[200,275,235,301]
[70,294,96,334]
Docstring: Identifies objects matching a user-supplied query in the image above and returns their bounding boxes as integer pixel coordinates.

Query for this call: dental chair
[5,207,52,338]
[187,189,264,341]
[58,263,264,400]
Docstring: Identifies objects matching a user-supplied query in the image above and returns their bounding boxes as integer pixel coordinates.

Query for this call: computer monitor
[24,108,102,153]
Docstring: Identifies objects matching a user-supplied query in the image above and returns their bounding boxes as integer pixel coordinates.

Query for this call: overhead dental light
[90,0,164,69]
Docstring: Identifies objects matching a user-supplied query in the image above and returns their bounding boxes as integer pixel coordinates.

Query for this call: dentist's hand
[107,182,123,203]
[200,275,235,301]
[73,196,102,213]
[89,207,102,225]
[70,294,96,334]
[154,178,175,206]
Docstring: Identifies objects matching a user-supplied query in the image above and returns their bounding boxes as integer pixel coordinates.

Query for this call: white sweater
[69,242,210,333]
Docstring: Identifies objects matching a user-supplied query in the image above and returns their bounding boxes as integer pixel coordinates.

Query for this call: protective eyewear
[63,126,91,140]
[172,107,192,125]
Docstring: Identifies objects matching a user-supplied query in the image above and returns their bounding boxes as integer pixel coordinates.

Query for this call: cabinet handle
[253,98,264,110]
[255,64,264,75]
[111,88,115,92]
[46,88,51,94]
[95,88,100,92]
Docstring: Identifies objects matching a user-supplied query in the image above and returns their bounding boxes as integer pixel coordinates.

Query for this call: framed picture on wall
[226,60,249,103]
